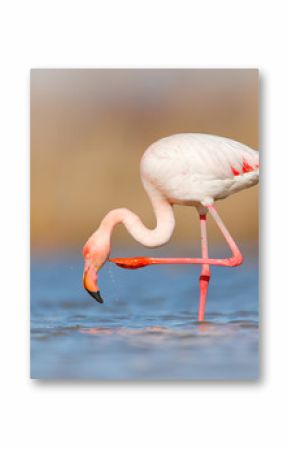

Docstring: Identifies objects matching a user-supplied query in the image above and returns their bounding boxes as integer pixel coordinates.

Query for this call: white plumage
[141,133,259,206]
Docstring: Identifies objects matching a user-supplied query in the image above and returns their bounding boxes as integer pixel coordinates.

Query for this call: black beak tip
[86,289,104,304]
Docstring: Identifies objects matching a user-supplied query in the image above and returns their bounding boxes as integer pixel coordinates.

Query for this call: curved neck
[98,182,175,248]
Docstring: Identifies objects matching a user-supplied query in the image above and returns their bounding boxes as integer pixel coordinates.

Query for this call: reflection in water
[31,247,259,380]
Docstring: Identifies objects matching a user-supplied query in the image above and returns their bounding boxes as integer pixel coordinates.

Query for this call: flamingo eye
[83,246,90,258]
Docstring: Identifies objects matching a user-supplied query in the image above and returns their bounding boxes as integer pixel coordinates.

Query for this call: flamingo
[83,133,259,321]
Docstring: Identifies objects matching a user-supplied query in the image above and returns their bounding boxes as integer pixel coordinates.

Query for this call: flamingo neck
[98,182,175,248]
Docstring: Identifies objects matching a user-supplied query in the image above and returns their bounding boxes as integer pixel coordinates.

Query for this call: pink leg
[110,204,243,269]
[198,213,210,322]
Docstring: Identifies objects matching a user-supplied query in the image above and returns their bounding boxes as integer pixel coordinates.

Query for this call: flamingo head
[82,233,110,304]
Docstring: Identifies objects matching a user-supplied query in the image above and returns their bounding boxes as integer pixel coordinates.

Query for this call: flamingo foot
[109,257,152,269]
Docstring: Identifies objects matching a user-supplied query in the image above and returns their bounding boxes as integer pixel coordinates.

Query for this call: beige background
[31,69,259,249]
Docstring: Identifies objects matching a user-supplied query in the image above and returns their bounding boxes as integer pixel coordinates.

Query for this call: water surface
[31,245,259,380]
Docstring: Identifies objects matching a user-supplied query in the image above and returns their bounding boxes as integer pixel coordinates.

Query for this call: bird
[83,133,259,321]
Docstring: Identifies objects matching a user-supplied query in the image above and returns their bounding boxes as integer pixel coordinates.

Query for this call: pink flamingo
[83,133,259,321]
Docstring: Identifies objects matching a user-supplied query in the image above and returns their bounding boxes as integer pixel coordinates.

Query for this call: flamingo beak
[83,264,103,304]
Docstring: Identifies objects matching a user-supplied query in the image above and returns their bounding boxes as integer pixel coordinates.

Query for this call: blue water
[31,245,259,380]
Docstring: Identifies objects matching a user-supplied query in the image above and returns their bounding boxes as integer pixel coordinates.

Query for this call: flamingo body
[83,133,259,321]
[141,133,259,207]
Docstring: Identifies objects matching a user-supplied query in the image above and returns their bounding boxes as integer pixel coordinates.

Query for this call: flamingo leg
[110,204,243,269]
[198,213,210,322]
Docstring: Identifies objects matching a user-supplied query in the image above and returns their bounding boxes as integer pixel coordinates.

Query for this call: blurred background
[31,69,259,250]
